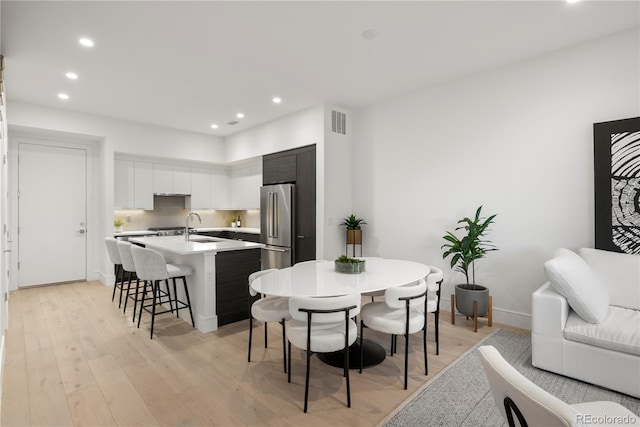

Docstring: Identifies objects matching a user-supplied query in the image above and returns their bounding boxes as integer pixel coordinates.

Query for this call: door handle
[78,230,86,234]
[297,235,305,239]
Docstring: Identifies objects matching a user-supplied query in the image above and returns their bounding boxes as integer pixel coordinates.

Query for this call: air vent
[331,110,347,135]
[227,120,240,126]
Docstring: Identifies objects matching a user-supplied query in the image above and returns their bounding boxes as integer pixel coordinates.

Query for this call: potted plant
[340,214,366,244]
[441,206,497,317]
[114,218,127,233]
[334,255,366,274]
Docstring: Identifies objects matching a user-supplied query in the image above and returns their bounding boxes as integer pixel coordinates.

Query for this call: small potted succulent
[340,214,367,244]
[334,255,366,274]
[113,218,127,233]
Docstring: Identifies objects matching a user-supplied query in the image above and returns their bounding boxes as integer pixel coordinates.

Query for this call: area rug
[383,328,640,426]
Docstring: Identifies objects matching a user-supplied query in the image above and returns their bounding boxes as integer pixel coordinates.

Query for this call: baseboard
[440,297,531,331]
[98,271,113,286]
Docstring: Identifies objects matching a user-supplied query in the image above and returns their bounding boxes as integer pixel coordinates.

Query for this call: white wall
[224,105,324,163]
[322,105,353,260]
[351,28,640,329]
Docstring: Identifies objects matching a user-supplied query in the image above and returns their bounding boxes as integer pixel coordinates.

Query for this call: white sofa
[532,248,640,398]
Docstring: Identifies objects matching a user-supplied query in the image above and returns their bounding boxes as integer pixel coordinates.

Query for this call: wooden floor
[1,281,507,426]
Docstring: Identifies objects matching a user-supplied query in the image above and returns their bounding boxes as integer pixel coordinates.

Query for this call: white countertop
[114,230,158,237]
[195,227,260,234]
[129,235,264,255]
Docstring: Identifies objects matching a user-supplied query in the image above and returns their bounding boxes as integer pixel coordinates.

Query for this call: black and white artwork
[594,117,640,254]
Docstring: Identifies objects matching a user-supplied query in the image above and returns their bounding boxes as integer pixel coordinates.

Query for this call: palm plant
[441,206,497,288]
[340,214,367,230]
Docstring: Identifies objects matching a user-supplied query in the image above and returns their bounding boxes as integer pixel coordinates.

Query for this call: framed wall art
[594,117,640,254]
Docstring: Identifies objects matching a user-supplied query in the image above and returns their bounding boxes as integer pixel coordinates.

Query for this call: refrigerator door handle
[267,192,274,238]
[272,192,278,238]
[264,245,288,253]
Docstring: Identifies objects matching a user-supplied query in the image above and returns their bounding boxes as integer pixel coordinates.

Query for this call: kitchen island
[129,235,263,333]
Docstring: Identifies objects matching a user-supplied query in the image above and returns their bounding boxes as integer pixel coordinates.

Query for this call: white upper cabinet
[229,165,261,209]
[154,164,191,194]
[173,165,191,194]
[114,160,154,210]
[134,162,154,209]
[188,167,211,209]
[211,168,230,209]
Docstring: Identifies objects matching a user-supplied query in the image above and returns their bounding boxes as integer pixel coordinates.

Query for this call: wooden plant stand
[450,294,492,333]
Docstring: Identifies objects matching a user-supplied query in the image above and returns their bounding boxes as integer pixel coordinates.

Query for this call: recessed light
[236,113,244,119]
[566,0,582,3]
[79,37,94,47]
[65,72,78,80]
[210,124,218,129]
[58,93,69,100]
[362,29,378,40]
[272,97,282,104]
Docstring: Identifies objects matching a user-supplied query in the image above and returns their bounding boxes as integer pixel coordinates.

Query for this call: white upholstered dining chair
[359,279,428,389]
[478,345,639,427]
[247,268,290,373]
[287,293,361,413]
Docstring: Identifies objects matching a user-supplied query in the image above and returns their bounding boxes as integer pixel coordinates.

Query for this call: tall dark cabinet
[263,145,316,263]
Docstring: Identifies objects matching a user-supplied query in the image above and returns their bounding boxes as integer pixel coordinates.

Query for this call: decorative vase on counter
[114,225,124,233]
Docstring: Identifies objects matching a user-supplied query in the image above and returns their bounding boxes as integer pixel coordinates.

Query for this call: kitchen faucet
[185,212,202,241]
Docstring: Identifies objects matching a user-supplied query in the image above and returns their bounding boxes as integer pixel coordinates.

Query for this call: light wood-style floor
[1,280,510,426]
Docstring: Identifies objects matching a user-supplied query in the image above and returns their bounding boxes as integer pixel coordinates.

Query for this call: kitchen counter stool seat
[131,245,195,339]
[104,237,126,306]
[117,240,152,319]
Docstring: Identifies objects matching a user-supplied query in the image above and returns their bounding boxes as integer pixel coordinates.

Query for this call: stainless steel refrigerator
[260,183,295,269]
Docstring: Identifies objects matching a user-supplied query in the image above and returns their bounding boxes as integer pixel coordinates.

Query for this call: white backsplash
[114,196,260,231]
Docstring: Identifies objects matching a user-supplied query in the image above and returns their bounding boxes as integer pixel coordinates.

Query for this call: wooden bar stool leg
[488,295,493,327]
[450,295,455,325]
[473,300,478,333]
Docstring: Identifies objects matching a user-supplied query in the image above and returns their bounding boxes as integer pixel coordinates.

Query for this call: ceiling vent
[331,110,346,135]
[227,120,240,126]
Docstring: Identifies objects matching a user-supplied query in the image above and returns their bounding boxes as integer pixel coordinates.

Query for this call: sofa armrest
[532,282,570,372]
[532,282,570,337]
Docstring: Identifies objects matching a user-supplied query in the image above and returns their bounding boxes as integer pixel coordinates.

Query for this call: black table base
[317,338,387,369]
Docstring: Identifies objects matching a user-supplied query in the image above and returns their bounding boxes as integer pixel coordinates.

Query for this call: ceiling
[2,1,639,137]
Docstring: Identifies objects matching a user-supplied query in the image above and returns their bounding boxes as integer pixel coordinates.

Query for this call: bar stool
[117,241,160,321]
[104,237,125,307]
[130,245,195,339]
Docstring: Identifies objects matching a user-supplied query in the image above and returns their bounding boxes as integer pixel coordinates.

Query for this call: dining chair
[426,266,444,355]
[130,245,195,339]
[247,268,291,373]
[287,293,361,413]
[478,345,639,427]
[359,279,428,389]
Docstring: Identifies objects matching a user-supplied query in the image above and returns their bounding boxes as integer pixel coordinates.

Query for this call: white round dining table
[250,258,431,297]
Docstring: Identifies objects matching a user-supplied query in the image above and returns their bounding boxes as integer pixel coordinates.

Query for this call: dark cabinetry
[215,248,261,326]
[263,154,296,184]
[263,145,316,263]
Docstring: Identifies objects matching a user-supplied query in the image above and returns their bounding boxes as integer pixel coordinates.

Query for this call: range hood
[154,193,191,197]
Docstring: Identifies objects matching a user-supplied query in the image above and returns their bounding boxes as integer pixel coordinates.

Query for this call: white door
[18,142,87,287]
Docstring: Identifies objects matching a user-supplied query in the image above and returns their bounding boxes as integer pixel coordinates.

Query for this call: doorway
[17,141,87,287]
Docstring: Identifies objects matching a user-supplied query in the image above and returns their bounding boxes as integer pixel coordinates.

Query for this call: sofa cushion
[544,249,609,324]
[564,307,640,356]
[578,248,640,311]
